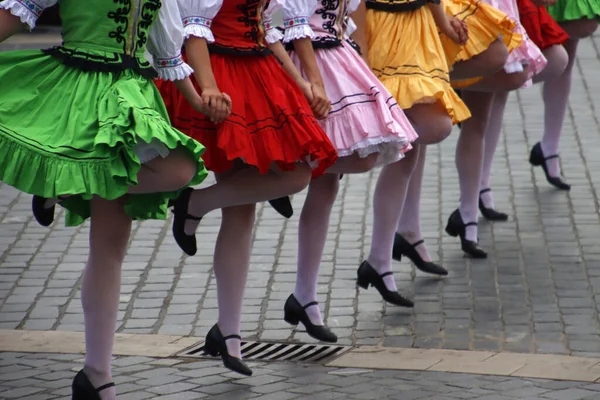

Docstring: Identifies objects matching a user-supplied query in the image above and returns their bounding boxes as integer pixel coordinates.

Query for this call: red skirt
[155,53,338,177]
[516,0,569,51]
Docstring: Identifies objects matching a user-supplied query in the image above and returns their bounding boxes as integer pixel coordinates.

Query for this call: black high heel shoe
[172,187,202,256]
[72,370,114,400]
[283,294,337,343]
[204,324,252,376]
[32,195,68,227]
[356,261,414,307]
[529,142,571,191]
[392,234,448,276]
[445,209,487,259]
[478,189,508,221]
[268,196,293,218]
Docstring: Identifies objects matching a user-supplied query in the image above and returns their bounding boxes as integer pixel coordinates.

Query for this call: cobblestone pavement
[2,31,600,357]
[4,352,600,400]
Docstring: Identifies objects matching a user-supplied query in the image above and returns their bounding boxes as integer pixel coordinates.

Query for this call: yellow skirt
[441,0,523,64]
[366,7,471,124]
[441,0,524,88]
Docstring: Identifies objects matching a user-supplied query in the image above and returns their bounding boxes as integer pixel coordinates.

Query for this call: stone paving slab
[4,330,600,383]
[3,352,600,400]
[2,31,600,357]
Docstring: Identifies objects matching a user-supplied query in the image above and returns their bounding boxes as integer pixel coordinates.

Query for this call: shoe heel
[203,337,219,357]
[445,222,459,237]
[284,309,299,326]
[356,273,370,290]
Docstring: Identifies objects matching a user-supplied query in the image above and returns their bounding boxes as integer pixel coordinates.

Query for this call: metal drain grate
[177,340,352,364]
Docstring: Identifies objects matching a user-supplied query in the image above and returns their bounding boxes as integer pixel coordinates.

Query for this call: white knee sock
[480,92,510,209]
[541,39,578,178]
[214,205,254,359]
[82,202,131,400]
[368,149,419,291]
[295,175,340,326]
[396,145,430,261]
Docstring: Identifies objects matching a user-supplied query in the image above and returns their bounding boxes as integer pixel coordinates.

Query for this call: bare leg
[295,173,340,325]
[465,65,531,92]
[82,197,132,400]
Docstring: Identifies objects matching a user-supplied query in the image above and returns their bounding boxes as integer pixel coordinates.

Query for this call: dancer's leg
[396,144,430,261]
[455,91,495,241]
[295,173,340,325]
[479,91,509,210]
[450,40,509,80]
[185,163,312,234]
[82,197,132,400]
[212,169,256,359]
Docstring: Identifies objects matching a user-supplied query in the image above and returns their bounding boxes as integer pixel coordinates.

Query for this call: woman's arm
[0,9,25,42]
[428,1,468,45]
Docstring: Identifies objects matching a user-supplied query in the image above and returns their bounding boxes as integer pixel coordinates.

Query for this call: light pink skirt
[289,41,417,167]
[484,0,547,81]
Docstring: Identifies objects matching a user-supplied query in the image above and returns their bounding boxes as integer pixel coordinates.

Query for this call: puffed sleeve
[0,0,58,30]
[262,0,283,44]
[178,0,223,43]
[276,0,318,43]
[147,0,193,81]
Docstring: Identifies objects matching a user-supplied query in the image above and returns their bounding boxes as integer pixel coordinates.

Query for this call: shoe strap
[223,334,242,341]
[96,382,115,393]
[479,188,491,195]
[302,301,319,309]
[379,271,394,278]
[170,209,202,221]
[544,154,560,161]
[410,239,425,248]
[465,222,478,227]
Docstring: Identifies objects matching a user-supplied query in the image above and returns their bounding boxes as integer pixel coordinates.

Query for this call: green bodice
[45,0,162,78]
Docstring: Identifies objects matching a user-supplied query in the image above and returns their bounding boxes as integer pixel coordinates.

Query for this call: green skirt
[547,0,600,22]
[0,50,208,226]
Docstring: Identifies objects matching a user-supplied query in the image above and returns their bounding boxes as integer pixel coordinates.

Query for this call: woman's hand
[200,87,232,124]
[442,16,469,45]
[309,83,332,120]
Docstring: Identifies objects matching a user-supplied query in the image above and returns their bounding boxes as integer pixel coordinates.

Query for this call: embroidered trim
[183,16,212,28]
[283,16,309,28]
[156,54,184,68]
[14,0,43,17]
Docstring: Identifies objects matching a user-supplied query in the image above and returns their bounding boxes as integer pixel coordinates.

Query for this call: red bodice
[211,0,270,53]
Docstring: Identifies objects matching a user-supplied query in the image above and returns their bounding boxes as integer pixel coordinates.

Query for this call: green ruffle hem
[0,50,208,226]
[547,0,600,22]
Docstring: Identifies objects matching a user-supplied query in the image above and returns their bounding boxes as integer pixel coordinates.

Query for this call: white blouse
[0,0,193,81]
[176,0,316,44]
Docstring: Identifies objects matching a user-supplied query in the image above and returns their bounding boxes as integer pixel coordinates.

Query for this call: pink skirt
[289,41,417,167]
[484,0,547,80]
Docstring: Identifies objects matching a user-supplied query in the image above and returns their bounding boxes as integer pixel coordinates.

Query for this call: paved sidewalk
[4,352,600,400]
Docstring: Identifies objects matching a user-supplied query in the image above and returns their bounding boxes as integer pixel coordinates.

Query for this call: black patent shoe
[268,196,293,218]
[32,195,68,227]
[283,294,337,343]
[72,370,114,400]
[392,234,448,276]
[445,209,488,259]
[356,261,414,307]
[204,324,252,376]
[478,189,508,221]
[529,142,571,191]
[172,187,202,256]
